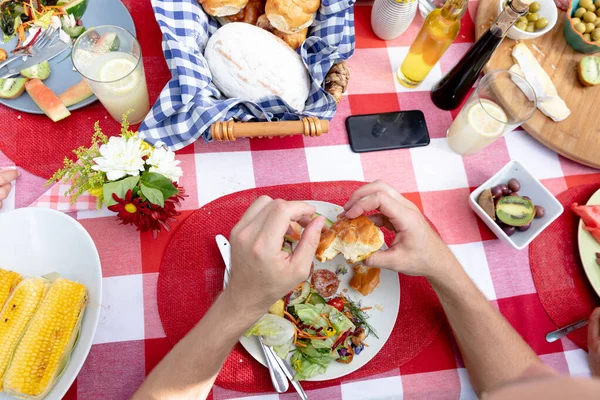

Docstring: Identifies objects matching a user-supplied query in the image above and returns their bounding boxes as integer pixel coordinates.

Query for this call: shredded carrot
[284,310,298,324]
[295,341,307,347]
[304,292,312,304]
[360,307,372,311]
[363,342,369,347]
[319,314,332,328]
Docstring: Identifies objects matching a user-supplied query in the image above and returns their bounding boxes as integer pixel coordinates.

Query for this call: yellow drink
[397,0,467,88]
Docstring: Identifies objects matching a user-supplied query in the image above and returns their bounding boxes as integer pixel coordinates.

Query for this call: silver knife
[215,235,290,394]
[0,41,71,78]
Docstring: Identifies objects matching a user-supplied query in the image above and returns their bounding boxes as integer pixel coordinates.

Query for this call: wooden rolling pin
[210,117,329,141]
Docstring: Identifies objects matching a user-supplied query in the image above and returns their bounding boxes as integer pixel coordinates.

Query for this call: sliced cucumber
[20,61,50,80]
[306,291,327,306]
[62,24,85,38]
[313,212,334,229]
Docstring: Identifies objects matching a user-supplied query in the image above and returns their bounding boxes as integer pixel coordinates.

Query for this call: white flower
[146,147,183,183]
[92,136,150,181]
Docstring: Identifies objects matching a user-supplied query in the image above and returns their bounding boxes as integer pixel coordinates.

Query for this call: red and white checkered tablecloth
[2,2,600,399]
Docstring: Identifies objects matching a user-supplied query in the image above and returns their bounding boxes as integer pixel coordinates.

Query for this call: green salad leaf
[244,314,295,347]
[328,307,355,333]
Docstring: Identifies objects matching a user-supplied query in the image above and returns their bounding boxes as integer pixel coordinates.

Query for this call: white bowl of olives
[469,160,564,250]
[499,0,558,40]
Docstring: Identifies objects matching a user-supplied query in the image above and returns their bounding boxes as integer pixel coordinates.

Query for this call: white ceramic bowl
[0,208,102,400]
[469,160,563,250]
[497,0,557,40]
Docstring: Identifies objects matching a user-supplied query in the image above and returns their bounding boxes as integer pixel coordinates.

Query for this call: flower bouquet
[48,116,186,236]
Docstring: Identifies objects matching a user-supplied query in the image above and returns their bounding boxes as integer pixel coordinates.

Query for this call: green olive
[527,12,540,21]
[594,18,600,26]
[586,22,596,31]
[518,16,528,24]
[593,27,600,39]
[584,32,592,40]
[535,17,549,30]
[529,1,541,12]
[581,0,593,8]
[588,4,597,11]
[575,7,587,18]
[575,21,587,32]
[596,0,600,7]
[596,9,600,16]
[526,25,536,32]
[584,11,597,22]
[515,21,528,30]
[572,17,582,25]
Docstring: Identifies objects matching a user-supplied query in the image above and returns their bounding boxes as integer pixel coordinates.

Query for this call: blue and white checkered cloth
[140,0,355,150]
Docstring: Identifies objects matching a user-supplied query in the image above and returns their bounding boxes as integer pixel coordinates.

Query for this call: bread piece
[199,0,249,16]
[204,23,310,111]
[316,216,384,263]
[225,0,265,24]
[349,265,380,296]
[265,0,320,34]
[256,14,307,50]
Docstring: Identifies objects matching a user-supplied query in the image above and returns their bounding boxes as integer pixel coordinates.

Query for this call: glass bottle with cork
[430,0,533,110]
[396,0,469,88]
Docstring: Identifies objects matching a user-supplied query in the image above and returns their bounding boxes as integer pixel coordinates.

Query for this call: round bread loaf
[265,0,320,33]
[199,0,248,17]
[205,23,310,111]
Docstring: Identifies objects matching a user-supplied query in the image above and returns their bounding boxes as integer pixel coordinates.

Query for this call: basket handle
[210,117,329,141]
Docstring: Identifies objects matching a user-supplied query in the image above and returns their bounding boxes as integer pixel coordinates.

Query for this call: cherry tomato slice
[328,297,344,312]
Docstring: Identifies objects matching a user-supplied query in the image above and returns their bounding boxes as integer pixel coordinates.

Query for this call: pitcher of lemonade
[396,0,468,88]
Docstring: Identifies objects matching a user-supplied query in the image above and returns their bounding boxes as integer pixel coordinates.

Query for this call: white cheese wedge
[512,43,558,101]
[509,64,571,122]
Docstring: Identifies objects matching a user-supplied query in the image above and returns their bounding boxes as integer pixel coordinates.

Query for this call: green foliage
[46,121,109,208]
[140,172,177,206]
[102,176,139,207]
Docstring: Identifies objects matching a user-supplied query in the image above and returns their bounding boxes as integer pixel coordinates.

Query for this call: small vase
[371,0,419,41]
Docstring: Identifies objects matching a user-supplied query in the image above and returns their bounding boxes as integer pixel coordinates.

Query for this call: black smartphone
[346,110,430,153]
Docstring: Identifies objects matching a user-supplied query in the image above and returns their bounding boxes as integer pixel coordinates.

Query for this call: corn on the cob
[0,278,50,391]
[0,268,22,309]
[3,278,87,399]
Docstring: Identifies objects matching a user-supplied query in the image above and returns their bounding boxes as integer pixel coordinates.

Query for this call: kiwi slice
[477,189,496,221]
[20,61,51,80]
[496,196,535,227]
[578,56,600,86]
[0,78,27,99]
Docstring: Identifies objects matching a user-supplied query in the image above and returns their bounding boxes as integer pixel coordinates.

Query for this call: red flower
[108,185,187,237]
[108,189,151,227]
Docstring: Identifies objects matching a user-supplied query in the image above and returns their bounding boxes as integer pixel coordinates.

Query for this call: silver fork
[0,27,59,70]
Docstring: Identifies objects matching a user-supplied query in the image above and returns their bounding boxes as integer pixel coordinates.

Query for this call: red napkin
[530,184,600,349]
[0,0,169,179]
[157,181,446,392]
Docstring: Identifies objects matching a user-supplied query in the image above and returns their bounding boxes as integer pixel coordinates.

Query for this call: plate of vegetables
[0,0,135,118]
[242,201,401,381]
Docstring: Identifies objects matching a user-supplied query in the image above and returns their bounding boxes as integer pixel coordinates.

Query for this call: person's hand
[226,196,325,314]
[342,180,456,279]
[0,169,18,209]
[588,307,600,377]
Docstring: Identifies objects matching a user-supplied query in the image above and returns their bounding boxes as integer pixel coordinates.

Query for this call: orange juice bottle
[396,0,468,88]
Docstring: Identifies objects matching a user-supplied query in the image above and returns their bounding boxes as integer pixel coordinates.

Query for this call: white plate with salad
[241,201,401,381]
[0,0,135,115]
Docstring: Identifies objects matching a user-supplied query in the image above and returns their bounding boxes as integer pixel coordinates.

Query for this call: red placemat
[157,181,446,393]
[530,184,600,349]
[0,0,169,179]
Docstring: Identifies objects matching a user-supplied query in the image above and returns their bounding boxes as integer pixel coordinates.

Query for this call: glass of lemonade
[447,69,537,156]
[72,26,150,124]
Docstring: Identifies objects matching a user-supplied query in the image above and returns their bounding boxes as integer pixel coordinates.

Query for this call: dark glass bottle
[430,0,531,110]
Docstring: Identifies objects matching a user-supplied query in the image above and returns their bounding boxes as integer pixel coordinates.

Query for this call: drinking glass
[447,69,537,156]
[72,25,150,124]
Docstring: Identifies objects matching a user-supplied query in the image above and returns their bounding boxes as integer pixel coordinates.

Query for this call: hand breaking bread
[316,215,384,263]
[349,264,380,296]
[265,0,320,34]
[256,14,307,50]
[204,23,311,111]
[198,0,249,17]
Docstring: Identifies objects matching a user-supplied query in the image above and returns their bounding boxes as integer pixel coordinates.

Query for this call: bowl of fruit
[499,0,558,40]
[564,0,600,53]
[469,160,564,250]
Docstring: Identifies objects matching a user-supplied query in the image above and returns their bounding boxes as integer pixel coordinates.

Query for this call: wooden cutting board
[475,0,600,169]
